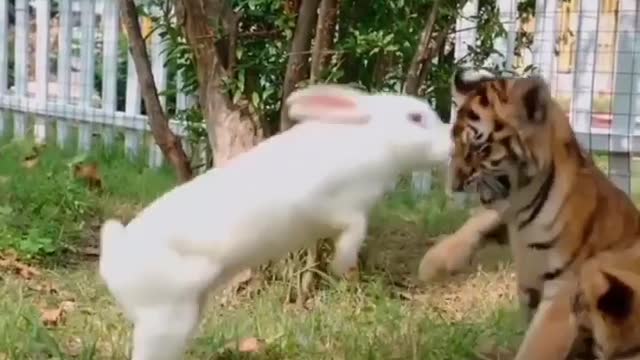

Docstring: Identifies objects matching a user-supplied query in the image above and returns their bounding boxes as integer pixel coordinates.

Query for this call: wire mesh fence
[539,0,640,199]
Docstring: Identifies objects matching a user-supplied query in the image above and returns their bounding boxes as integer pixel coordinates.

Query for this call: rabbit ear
[286,84,370,124]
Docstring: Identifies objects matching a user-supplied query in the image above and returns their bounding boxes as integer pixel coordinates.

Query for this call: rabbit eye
[408,113,423,124]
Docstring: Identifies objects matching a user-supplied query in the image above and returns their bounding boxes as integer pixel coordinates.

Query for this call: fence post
[124,18,143,160]
[13,0,29,139]
[176,71,196,112]
[452,0,478,73]
[0,0,8,136]
[610,0,638,194]
[492,0,518,70]
[570,0,600,156]
[35,0,54,144]
[101,0,121,149]
[533,0,559,82]
[56,0,72,148]
[78,0,97,152]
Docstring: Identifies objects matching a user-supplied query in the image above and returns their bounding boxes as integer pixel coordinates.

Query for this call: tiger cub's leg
[518,286,542,323]
[515,284,594,359]
[513,282,579,360]
[417,207,506,282]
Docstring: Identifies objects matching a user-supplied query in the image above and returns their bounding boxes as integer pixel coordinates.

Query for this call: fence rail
[0,0,638,196]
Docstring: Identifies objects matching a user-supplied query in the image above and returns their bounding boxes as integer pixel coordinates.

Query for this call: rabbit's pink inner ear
[288,95,369,124]
[295,94,356,109]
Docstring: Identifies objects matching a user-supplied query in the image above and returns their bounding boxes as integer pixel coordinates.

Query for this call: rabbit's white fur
[98,84,452,360]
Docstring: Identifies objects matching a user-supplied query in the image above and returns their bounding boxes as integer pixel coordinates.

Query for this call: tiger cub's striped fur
[419,69,640,360]
[572,248,640,360]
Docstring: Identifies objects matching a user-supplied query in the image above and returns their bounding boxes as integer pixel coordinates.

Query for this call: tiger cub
[418,68,640,360]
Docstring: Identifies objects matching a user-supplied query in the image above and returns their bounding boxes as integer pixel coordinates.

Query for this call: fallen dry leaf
[40,300,76,328]
[17,264,41,279]
[73,163,103,190]
[224,337,267,354]
[0,252,41,279]
[238,337,267,353]
[40,307,65,327]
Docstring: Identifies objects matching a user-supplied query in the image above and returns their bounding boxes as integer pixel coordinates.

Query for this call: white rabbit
[98,84,453,360]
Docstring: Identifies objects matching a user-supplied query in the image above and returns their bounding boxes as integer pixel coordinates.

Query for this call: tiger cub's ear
[509,75,551,127]
[580,262,637,322]
[597,272,634,321]
[451,68,496,108]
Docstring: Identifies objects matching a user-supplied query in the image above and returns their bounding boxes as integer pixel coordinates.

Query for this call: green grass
[0,139,522,359]
[0,138,176,262]
[0,266,522,359]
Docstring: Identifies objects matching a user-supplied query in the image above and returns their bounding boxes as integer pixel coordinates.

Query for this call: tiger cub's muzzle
[450,165,511,205]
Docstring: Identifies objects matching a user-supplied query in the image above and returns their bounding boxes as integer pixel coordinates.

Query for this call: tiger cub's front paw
[417,234,476,283]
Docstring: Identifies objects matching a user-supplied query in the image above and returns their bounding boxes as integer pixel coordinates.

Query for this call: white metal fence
[0,0,639,195]
[0,0,198,168]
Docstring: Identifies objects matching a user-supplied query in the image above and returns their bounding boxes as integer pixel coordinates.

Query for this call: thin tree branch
[310,0,339,83]
[119,0,193,182]
[405,0,441,95]
[418,26,452,97]
[279,0,321,131]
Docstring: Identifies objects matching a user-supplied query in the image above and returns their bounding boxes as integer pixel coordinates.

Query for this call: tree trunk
[404,0,440,95]
[119,0,193,182]
[177,0,263,167]
[417,26,451,97]
[279,0,321,131]
[310,0,339,83]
